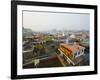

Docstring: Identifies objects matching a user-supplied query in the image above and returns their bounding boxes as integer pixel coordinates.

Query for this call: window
[77,52,80,55]
[74,51,80,57]
[74,52,77,57]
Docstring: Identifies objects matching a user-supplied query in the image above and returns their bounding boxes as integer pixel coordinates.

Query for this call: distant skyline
[23,11,90,32]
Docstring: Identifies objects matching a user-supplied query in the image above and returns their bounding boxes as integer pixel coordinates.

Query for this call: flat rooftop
[23,55,63,69]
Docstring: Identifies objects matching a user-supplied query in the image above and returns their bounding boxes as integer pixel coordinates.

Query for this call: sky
[23,11,90,32]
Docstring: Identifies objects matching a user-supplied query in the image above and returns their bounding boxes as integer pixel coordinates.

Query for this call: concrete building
[58,43,85,66]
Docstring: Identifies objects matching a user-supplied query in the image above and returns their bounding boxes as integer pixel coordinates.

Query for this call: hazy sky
[23,11,90,31]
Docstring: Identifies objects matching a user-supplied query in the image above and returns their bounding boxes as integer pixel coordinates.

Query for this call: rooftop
[60,43,85,53]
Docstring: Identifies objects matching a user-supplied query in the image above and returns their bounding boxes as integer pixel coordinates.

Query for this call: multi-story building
[58,43,85,66]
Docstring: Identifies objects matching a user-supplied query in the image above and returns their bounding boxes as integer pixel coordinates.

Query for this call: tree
[33,44,47,57]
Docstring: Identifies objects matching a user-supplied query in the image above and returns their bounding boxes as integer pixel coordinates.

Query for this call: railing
[58,49,75,65]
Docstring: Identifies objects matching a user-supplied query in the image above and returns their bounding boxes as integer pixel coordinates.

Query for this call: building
[58,43,85,66]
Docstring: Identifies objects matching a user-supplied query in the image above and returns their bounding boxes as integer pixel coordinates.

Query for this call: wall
[0,0,99,80]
